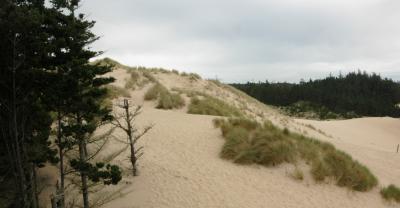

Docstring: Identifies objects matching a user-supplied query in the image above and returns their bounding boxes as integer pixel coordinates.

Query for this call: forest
[232,71,400,118]
[0,1,124,207]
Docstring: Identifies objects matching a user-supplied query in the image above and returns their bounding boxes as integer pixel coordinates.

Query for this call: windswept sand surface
[296,117,400,188]
[99,69,399,208]
[40,68,400,207]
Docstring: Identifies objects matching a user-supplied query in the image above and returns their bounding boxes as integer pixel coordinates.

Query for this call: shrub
[189,73,201,81]
[381,185,400,202]
[188,96,242,117]
[157,91,185,109]
[143,71,157,82]
[144,83,185,109]
[214,118,378,192]
[291,167,304,181]
[144,84,167,100]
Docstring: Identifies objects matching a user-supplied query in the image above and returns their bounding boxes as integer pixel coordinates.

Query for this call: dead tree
[112,99,153,176]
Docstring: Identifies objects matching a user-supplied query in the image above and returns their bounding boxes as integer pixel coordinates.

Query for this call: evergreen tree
[232,71,400,118]
[47,1,122,207]
[0,1,58,207]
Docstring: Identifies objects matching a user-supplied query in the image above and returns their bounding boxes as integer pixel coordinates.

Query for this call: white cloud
[81,0,400,82]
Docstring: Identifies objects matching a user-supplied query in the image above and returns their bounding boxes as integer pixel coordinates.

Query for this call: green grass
[157,91,185,109]
[144,84,167,100]
[381,185,400,202]
[188,96,242,117]
[213,118,378,192]
[144,83,185,109]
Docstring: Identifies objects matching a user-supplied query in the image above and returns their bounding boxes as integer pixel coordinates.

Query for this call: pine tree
[46,1,122,207]
[0,1,58,207]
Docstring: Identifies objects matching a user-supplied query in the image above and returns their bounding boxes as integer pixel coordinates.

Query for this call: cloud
[80,0,400,82]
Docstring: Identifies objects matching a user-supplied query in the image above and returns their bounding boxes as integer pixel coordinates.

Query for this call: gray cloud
[80,0,400,82]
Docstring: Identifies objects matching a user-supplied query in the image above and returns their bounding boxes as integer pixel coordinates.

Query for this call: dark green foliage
[381,185,400,202]
[0,1,62,206]
[283,101,350,119]
[232,71,400,118]
[188,96,242,117]
[70,160,122,185]
[214,118,378,191]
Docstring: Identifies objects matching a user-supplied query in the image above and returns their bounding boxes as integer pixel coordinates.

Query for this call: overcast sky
[80,0,400,83]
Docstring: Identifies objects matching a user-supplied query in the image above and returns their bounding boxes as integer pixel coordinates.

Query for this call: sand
[40,68,400,207]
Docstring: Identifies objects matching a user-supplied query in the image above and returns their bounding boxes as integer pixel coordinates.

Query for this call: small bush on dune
[188,96,242,117]
[291,167,304,181]
[124,70,140,89]
[144,83,185,109]
[144,84,167,100]
[381,185,400,202]
[143,71,157,82]
[157,91,185,109]
[214,118,378,192]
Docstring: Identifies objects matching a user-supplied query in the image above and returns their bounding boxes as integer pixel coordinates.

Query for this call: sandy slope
[40,68,400,207]
[296,117,400,188]
[100,106,392,208]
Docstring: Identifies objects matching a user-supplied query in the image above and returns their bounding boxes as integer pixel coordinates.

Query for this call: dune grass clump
[157,91,185,109]
[381,185,400,203]
[144,83,184,109]
[144,84,167,100]
[214,118,378,192]
[188,96,242,117]
[125,70,140,89]
[291,167,304,181]
[142,71,157,82]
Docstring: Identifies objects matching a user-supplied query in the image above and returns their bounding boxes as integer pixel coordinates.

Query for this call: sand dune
[296,117,400,188]
[40,68,400,207]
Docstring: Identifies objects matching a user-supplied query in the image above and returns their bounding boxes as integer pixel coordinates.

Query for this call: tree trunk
[123,100,137,176]
[79,138,89,208]
[129,141,137,176]
[57,112,65,207]
[11,35,29,207]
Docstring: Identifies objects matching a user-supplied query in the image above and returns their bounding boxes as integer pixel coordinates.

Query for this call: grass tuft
[188,96,242,117]
[381,185,400,202]
[157,91,185,109]
[144,84,167,100]
[291,167,304,181]
[144,83,184,109]
[214,118,378,192]
[125,70,140,89]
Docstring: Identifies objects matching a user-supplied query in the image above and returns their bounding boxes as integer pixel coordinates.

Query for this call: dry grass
[157,91,185,109]
[144,84,185,109]
[188,96,242,117]
[125,70,140,89]
[290,167,304,181]
[213,118,378,192]
[144,84,167,101]
[381,185,400,203]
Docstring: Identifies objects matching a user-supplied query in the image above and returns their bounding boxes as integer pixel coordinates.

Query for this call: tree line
[232,71,400,118]
[0,0,141,207]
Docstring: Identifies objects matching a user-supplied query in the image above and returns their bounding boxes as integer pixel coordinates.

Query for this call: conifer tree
[47,1,122,207]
